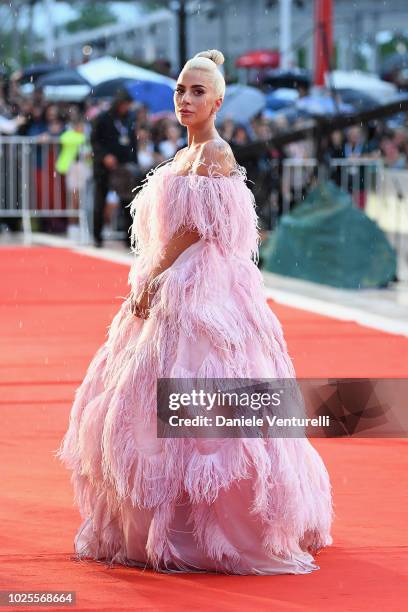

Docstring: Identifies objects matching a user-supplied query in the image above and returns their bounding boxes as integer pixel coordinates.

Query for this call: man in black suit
[90,89,138,247]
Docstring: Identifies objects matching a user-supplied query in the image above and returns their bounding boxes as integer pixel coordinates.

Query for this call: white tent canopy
[77,56,176,89]
[326,70,397,102]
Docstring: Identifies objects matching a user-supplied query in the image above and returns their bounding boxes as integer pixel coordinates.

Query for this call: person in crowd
[106,123,161,232]
[282,118,315,210]
[136,123,160,173]
[219,116,235,141]
[18,104,47,137]
[229,123,274,258]
[231,122,251,146]
[343,126,375,210]
[157,122,184,159]
[56,114,92,241]
[380,128,408,169]
[44,104,65,136]
[90,88,138,248]
[325,130,345,187]
[0,110,25,134]
[135,104,149,131]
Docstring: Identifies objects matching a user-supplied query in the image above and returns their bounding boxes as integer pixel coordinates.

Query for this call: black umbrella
[89,77,135,98]
[336,88,379,112]
[258,68,311,91]
[14,63,66,84]
[36,69,90,88]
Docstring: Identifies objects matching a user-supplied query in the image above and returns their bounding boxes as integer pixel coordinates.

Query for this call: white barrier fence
[1,138,407,252]
[0,136,90,243]
[281,157,386,215]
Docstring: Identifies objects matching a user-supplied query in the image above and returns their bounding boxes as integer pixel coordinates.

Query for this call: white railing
[280,157,408,281]
[0,136,91,243]
[281,157,385,214]
[1,138,407,252]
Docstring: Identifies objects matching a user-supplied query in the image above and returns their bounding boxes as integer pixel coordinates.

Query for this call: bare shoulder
[194,138,236,177]
[173,147,188,162]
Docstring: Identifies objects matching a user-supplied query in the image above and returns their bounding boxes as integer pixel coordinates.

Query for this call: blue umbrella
[89,78,175,113]
[126,80,174,113]
[296,95,354,115]
[265,88,298,110]
[216,85,266,123]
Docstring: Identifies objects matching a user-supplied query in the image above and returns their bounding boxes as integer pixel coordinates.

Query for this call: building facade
[49,1,408,77]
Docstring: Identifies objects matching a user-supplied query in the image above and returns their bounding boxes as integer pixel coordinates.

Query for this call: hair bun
[194,49,225,66]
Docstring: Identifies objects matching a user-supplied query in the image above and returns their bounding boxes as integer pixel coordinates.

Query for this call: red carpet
[0,247,407,611]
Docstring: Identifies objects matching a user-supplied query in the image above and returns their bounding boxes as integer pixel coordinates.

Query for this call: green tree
[65,2,118,33]
[379,36,408,61]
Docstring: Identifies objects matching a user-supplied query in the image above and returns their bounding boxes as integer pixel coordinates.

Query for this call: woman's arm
[132,226,201,319]
[150,226,202,279]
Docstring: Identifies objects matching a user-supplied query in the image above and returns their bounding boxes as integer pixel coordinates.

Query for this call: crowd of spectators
[1,79,408,244]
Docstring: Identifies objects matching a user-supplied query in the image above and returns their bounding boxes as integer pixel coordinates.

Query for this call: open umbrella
[236,49,280,69]
[336,88,379,112]
[36,69,90,88]
[12,63,66,84]
[35,69,91,102]
[266,88,299,110]
[77,55,175,88]
[327,71,397,102]
[260,68,311,90]
[89,77,132,98]
[89,78,175,113]
[216,84,265,124]
[126,80,174,113]
[296,95,353,116]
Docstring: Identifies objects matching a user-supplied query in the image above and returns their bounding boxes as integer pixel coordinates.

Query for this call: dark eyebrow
[176,84,206,89]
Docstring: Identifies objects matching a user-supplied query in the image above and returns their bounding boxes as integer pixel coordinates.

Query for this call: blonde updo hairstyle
[181,49,226,101]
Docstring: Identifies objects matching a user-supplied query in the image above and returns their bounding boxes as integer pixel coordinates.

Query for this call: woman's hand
[130,227,200,320]
[130,282,156,320]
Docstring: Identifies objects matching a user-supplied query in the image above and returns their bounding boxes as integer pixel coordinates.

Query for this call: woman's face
[46,105,58,122]
[331,130,342,146]
[32,106,43,121]
[137,127,150,143]
[174,68,222,126]
[347,126,362,144]
[258,122,272,140]
[233,127,248,144]
[166,124,180,140]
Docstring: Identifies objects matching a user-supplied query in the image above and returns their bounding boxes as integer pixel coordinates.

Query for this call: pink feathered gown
[56,159,334,575]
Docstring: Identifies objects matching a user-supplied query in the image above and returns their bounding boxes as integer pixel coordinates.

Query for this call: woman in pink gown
[56,49,333,575]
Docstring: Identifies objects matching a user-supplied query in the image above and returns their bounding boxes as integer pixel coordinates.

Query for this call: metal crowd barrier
[0,136,90,244]
[1,137,407,251]
[281,157,385,214]
[281,156,408,236]
[280,157,408,281]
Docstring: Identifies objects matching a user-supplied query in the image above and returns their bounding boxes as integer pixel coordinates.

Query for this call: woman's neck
[187,125,219,148]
